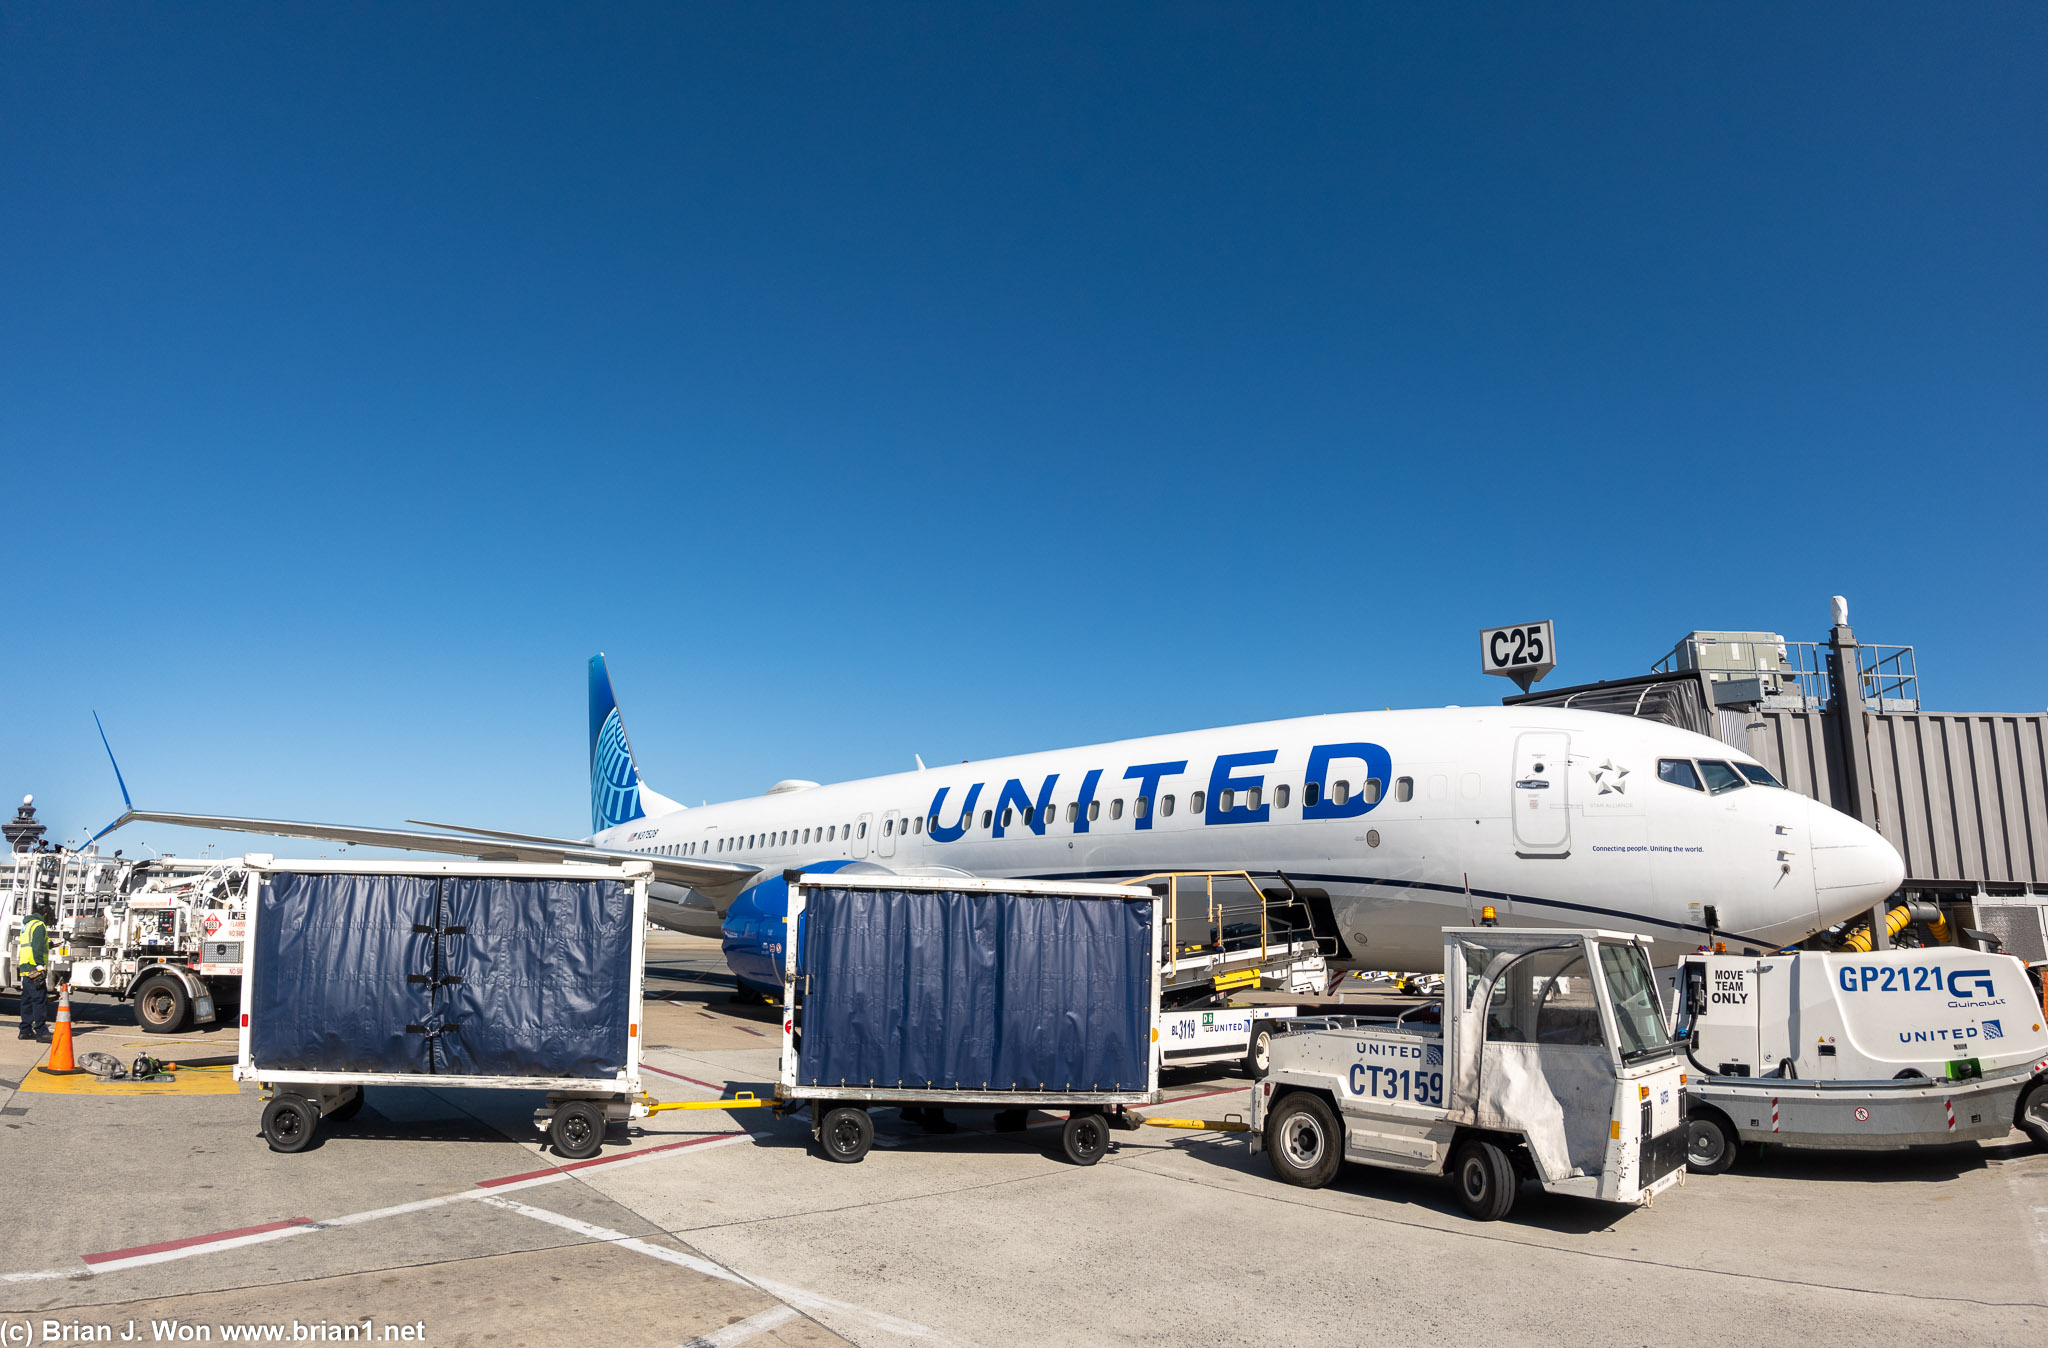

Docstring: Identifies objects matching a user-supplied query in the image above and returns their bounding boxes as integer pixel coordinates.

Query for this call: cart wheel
[1685,1111,1739,1175]
[2015,1077,2048,1151]
[261,1095,318,1154]
[1264,1092,1341,1188]
[1451,1138,1518,1221]
[819,1106,873,1163]
[1242,1023,1275,1077]
[1060,1111,1110,1166]
[134,974,190,1035]
[550,1101,606,1160]
[327,1088,365,1123]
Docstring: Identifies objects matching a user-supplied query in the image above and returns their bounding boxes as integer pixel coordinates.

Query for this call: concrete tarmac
[4,934,2044,1347]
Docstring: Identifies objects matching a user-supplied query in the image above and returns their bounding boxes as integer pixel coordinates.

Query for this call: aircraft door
[1512,732,1571,856]
[878,810,898,858]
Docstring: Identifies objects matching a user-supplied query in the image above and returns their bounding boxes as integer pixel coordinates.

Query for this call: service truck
[1673,945,2048,1172]
[1250,926,1688,1221]
[3,850,245,1033]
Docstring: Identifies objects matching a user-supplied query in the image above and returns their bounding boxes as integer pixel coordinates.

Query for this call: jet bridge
[1507,599,2048,954]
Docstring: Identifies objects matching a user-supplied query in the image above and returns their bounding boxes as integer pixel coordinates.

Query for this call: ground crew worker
[16,903,52,1042]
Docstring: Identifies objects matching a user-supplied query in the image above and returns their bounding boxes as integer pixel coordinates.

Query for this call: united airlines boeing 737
[114,655,1905,988]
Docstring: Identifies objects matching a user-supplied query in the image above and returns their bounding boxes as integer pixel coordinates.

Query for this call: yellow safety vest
[15,915,46,976]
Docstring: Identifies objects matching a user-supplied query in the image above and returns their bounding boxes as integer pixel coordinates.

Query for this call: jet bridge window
[1736,763,1784,788]
[1656,759,1704,792]
[1698,761,1748,795]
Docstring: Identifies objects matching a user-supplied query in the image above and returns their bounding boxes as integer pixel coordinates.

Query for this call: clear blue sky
[3,6,2043,855]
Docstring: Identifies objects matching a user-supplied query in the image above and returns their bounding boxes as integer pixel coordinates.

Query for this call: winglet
[94,712,133,809]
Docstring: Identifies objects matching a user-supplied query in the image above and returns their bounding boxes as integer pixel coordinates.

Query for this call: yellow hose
[1841,904,1949,951]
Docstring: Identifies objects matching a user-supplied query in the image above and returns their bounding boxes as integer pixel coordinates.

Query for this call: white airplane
[113,655,1904,991]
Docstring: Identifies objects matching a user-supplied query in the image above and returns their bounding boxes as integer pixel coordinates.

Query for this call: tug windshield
[1598,942,1677,1061]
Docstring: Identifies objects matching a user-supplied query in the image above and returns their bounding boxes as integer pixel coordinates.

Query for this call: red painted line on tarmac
[475,1132,743,1188]
[641,1064,724,1092]
[84,1218,313,1266]
[1157,1087,1246,1107]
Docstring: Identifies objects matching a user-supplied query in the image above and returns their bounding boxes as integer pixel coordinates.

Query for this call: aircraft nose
[1808,800,1905,924]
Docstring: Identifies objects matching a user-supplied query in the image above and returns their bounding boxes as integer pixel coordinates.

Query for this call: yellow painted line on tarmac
[19,1066,244,1097]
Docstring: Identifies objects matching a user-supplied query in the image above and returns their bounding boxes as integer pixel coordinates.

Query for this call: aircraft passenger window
[1247,787,1261,810]
[981,810,992,829]
[1003,808,1014,827]
[844,823,852,837]
[801,829,810,844]
[929,815,940,831]
[1110,799,1123,821]
[1303,783,1320,808]
[1275,784,1289,809]
[883,819,892,837]
[1736,763,1784,788]
[1189,790,1205,814]
[1332,781,1350,806]
[1160,796,1175,818]
[1089,801,1101,822]
[1698,761,1747,795]
[1396,777,1413,802]
[1218,789,1233,813]
[1135,796,1149,819]
[1657,760,1704,792]
[1362,779,1382,805]
[1066,803,1078,823]
[858,822,867,838]
[913,816,923,834]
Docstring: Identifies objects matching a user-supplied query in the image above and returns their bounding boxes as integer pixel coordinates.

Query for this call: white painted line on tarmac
[753,1277,954,1343]
[478,1197,746,1285]
[0,1133,753,1286]
[678,1305,798,1347]
[482,1192,955,1345]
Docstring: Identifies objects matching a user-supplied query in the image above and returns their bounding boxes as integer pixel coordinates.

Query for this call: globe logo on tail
[591,708,644,833]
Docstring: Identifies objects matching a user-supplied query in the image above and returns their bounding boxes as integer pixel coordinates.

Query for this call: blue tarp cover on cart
[797,885,1154,1091]
[247,872,634,1077]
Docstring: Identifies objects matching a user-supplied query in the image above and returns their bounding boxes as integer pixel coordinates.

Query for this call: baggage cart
[779,872,1161,1166]
[234,855,651,1159]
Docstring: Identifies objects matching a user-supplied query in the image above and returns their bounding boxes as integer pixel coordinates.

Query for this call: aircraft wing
[106,809,761,899]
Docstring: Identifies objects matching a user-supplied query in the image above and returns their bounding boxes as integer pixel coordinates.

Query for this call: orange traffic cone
[48,984,75,1072]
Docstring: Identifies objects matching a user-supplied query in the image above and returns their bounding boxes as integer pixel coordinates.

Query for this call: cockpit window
[1736,762,1783,788]
[1656,759,1703,791]
[1698,760,1747,794]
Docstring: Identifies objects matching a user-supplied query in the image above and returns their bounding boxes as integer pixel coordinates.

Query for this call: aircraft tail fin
[589,655,647,834]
